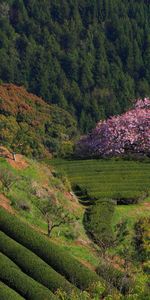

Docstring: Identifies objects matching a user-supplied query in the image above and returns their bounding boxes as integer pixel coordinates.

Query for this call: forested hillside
[0,0,150,131]
[0,84,77,157]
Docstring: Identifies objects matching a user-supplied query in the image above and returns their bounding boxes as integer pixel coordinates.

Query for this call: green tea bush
[0,230,76,293]
[0,253,56,300]
[83,200,115,255]
[0,207,101,289]
[0,282,25,300]
[51,159,150,202]
[134,217,150,262]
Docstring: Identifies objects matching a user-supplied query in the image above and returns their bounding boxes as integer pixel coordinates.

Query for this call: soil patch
[0,194,14,214]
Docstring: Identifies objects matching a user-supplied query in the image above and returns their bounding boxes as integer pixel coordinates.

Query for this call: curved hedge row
[0,230,76,293]
[0,253,56,300]
[0,282,25,300]
[0,207,101,289]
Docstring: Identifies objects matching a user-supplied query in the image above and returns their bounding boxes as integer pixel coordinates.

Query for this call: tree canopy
[76,98,150,158]
[0,0,150,132]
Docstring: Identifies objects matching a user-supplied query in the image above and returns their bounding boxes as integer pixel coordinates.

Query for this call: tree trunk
[12,152,16,161]
[47,220,52,237]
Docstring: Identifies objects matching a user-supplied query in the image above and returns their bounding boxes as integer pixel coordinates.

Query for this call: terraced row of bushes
[0,207,101,290]
[0,231,76,294]
[0,282,25,300]
[51,159,150,202]
[0,253,56,300]
[134,217,150,273]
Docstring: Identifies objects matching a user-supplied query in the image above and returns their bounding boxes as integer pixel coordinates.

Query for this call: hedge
[0,207,101,289]
[0,282,25,300]
[0,230,76,293]
[0,253,56,300]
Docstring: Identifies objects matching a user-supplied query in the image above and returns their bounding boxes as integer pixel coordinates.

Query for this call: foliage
[38,199,75,237]
[0,230,76,293]
[0,207,102,290]
[55,281,109,300]
[0,282,24,300]
[0,166,18,191]
[76,99,150,158]
[0,84,77,158]
[96,261,134,295]
[134,217,150,263]
[83,200,115,255]
[0,1,150,132]
[0,252,56,300]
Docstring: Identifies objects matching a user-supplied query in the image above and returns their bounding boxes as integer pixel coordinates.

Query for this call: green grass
[51,158,150,200]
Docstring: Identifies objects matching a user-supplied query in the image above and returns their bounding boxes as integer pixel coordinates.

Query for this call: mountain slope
[0,0,150,131]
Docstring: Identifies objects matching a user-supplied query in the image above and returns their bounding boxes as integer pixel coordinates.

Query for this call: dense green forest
[0,0,150,131]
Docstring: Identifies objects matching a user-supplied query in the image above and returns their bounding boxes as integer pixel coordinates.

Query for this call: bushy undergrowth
[0,282,25,300]
[134,217,150,263]
[0,231,76,294]
[0,253,56,300]
[0,207,101,290]
[96,261,134,295]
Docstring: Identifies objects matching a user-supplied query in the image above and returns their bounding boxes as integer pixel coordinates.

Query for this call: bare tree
[39,200,74,237]
[0,168,18,192]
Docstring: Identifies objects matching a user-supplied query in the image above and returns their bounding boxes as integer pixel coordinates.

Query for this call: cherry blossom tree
[76,98,150,157]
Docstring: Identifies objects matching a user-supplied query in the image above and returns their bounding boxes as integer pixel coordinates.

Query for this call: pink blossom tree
[76,98,150,158]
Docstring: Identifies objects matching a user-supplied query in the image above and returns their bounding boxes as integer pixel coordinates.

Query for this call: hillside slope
[0,151,149,298]
[0,150,98,270]
[0,84,77,157]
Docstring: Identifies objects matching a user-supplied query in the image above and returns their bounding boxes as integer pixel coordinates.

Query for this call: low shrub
[134,217,150,262]
[0,207,101,290]
[0,253,56,300]
[18,200,31,211]
[115,192,147,205]
[143,261,150,274]
[0,230,76,293]
[0,282,25,300]
[96,261,134,295]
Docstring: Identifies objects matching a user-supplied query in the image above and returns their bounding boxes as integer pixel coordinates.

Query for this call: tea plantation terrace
[0,207,102,299]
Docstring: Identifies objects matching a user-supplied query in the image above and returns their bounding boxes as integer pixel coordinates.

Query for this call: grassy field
[51,158,150,201]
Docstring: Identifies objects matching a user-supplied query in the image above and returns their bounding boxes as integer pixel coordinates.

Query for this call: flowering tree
[76,98,150,157]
